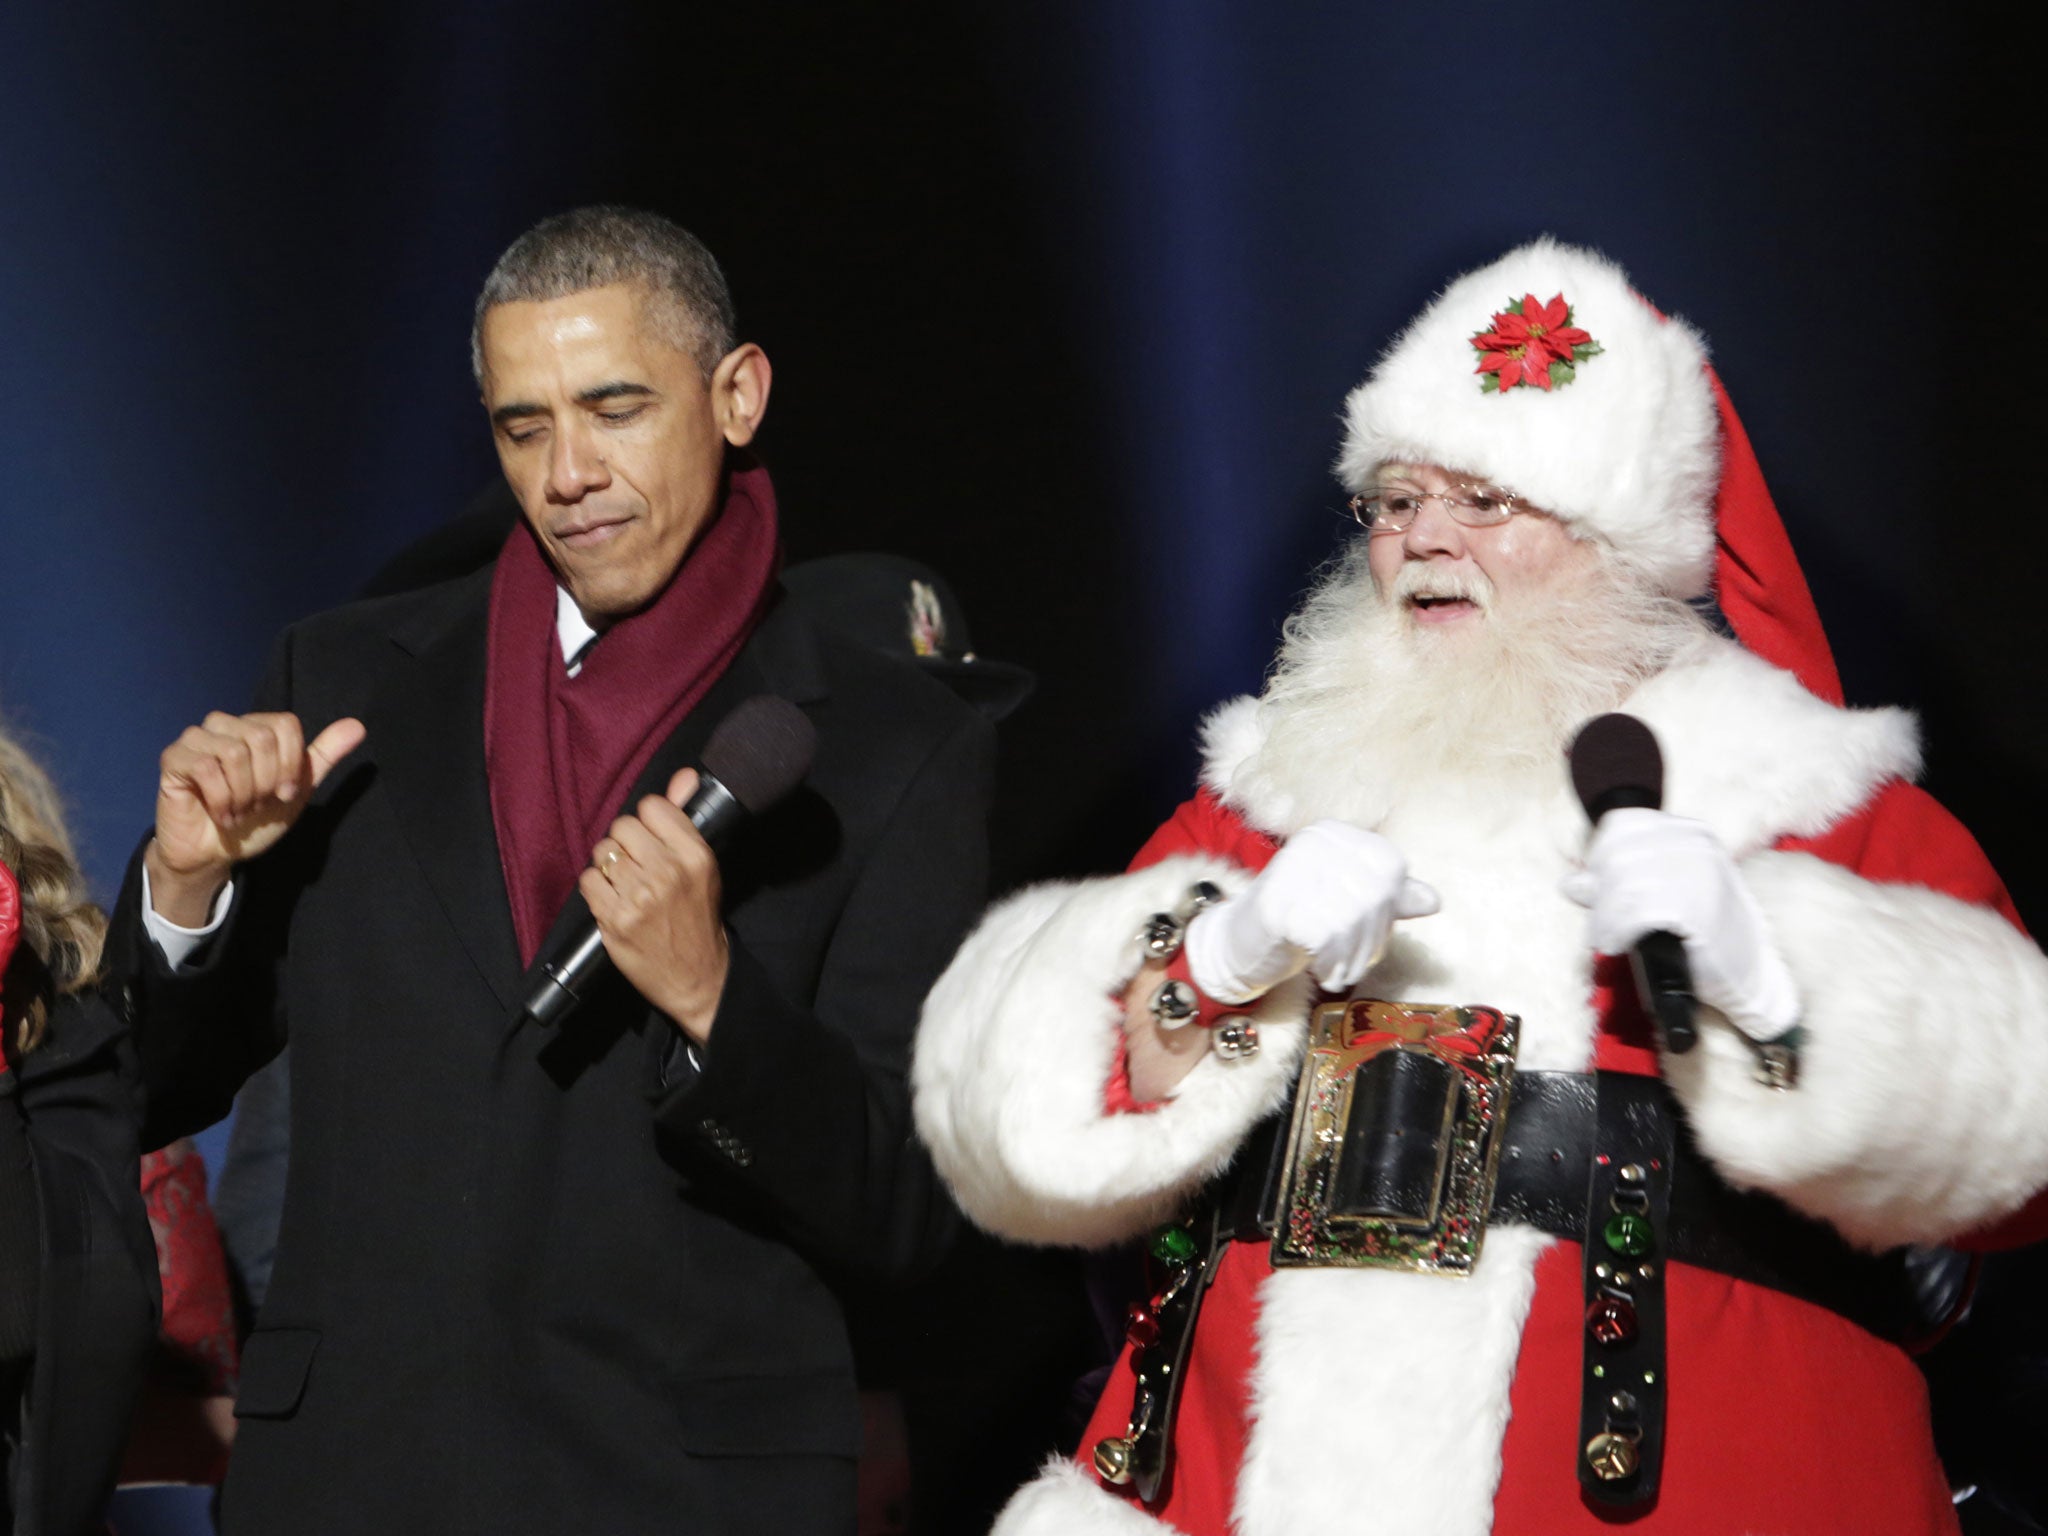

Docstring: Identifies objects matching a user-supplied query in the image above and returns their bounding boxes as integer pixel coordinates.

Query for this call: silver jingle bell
[1149,978,1200,1030]
[1139,911,1186,962]
[1212,1017,1260,1060]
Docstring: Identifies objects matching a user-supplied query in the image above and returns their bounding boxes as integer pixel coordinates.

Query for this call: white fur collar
[1201,636,1918,856]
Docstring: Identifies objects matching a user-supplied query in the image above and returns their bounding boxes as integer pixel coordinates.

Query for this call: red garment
[140,1141,238,1398]
[483,464,781,963]
[122,1139,240,1488]
[1078,782,2022,1536]
[1704,367,1844,706]
[1,857,20,1075]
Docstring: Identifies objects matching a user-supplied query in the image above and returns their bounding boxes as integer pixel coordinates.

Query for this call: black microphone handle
[522,771,746,1027]
[680,772,746,847]
[1629,929,1698,1055]
[527,924,606,1030]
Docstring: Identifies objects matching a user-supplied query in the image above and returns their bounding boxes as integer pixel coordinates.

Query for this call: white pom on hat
[1338,237,1721,598]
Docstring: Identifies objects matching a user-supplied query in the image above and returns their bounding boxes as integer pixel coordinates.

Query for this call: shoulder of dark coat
[10,989,129,1088]
[771,587,989,753]
[281,565,496,660]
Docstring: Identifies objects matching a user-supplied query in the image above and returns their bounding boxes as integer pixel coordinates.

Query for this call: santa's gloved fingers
[1583,806,1719,865]
[1308,881,1441,992]
[1573,813,1804,1038]
[1314,884,1441,989]
[1395,878,1441,920]
[1187,820,1419,1002]
[1308,929,1376,993]
[1582,881,1698,955]
[1257,823,1411,935]
[1288,818,1408,866]
[1732,945,1802,1037]
[1576,811,1728,938]
[1685,881,1804,1038]
[1184,898,1303,1004]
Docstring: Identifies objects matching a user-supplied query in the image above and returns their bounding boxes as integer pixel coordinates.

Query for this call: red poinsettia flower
[1471,291,1597,392]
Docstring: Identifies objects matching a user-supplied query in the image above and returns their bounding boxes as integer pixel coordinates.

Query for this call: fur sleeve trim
[912,855,1310,1248]
[992,1459,1188,1535]
[1662,850,2048,1248]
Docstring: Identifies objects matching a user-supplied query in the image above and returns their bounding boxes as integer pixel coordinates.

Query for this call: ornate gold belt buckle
[1270,1000,1519,1275]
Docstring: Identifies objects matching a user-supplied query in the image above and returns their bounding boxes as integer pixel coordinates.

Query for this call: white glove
[1184,820,1440,1004]
[1560,807,1800,1039]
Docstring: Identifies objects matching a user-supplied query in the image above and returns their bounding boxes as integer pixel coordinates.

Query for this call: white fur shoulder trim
[1197,694,1262,803]
[912,856,1309,1249]
[1665,849,2048,1247]
[1628,638,1919,855]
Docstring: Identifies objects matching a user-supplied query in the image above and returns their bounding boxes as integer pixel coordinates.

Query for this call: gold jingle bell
[1584,1431,1641,1481]
[1093,1436,1135,1485]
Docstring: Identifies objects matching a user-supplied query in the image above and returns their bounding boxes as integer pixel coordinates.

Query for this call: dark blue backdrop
[4,0,2040,1089]
[4,7,2041,1530]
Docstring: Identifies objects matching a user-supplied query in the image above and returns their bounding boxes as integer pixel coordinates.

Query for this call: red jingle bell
[1586,1293,1639,1348]
[1126,1304,1161,1350]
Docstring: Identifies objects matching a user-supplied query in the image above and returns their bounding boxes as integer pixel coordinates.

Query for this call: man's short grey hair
[471,206,738,384]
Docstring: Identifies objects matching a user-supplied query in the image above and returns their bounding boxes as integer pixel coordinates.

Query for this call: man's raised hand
[146,712,366,926]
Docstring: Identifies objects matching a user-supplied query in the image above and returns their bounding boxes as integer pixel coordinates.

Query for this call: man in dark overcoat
[110,206,992,1536]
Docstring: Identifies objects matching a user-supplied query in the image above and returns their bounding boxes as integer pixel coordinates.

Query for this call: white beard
[1232,535,1714,834]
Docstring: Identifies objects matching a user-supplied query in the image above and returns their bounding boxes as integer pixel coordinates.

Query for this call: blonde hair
[0,716,107,1055]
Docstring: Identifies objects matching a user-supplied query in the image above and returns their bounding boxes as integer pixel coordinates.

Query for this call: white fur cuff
[913,856,1309,1248]
[1662,850,2048,1248]
[991,1460,1188,1536]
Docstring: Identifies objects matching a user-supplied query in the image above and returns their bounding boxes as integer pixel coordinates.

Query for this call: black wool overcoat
[108,569,994,1536]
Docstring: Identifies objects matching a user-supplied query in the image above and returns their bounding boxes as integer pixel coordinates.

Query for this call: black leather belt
[1093,1066,1918,1512]
[1218,1067,1917,1342]
[1493,1070,1919,1341]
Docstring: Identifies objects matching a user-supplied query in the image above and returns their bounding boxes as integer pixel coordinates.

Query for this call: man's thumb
[306,718,368,787]
[665,766,701,810]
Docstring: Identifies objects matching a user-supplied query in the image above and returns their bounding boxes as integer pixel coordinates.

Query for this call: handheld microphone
[523,694,817,1029]
[1567,712,1699,1054]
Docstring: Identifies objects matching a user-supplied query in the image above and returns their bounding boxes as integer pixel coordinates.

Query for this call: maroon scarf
[483,464,781,965]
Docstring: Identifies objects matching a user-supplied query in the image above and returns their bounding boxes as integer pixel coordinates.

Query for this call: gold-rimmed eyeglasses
[1348,483,1530,534]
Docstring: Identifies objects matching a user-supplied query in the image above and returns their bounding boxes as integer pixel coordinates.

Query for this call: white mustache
[1390,563,1495,610]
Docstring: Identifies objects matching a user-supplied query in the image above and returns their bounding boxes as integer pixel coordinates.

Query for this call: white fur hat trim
[1338,237,1721,598]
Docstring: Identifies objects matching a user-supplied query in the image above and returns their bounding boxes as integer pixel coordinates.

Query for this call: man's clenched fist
[579,766,730,1045]
[146,711,366,927]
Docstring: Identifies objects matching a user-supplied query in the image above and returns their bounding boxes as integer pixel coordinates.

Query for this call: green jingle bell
[1150,1225,1199,1265]
[1603,1210,1653,1258]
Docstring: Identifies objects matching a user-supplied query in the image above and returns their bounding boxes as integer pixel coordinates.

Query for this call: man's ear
[712,344,772,447]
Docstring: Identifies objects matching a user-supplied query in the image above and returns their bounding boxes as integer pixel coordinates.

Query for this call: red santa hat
[1338,237,1841,703]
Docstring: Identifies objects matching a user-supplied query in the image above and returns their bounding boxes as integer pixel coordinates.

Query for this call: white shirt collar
[555,586,600,677]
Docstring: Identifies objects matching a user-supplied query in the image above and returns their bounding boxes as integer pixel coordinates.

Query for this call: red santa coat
[913,636,2048,1536]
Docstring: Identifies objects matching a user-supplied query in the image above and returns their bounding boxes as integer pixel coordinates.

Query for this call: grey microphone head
[701,695,817,814]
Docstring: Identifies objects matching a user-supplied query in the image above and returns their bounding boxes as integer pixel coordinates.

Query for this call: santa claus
[911,239,2048,1535]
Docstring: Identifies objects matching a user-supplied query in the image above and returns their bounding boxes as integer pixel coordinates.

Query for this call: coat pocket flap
[669,1372,861,1458]
[235,1327,321,1419]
